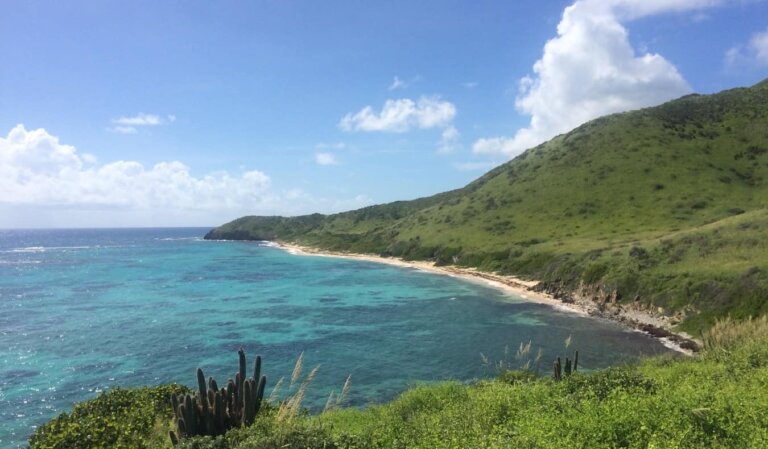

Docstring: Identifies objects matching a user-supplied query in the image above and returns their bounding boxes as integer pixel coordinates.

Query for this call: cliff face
[206,80,768,332]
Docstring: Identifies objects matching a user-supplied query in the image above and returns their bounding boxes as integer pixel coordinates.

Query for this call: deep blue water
[0,228,675,447]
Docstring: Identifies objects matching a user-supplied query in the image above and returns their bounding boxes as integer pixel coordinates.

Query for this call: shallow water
[0,228,675,447]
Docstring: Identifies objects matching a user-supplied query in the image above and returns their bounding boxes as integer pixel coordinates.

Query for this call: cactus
[169,348,267,445]
[553,350,580,381]
[574,351,579,372]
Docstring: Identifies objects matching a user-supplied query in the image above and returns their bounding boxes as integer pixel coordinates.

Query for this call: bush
[29,384,190,449]
[177,415,338,449]
[563,367,657,400]
[497,369,538,385]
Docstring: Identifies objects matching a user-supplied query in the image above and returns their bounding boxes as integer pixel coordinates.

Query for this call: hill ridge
[206,79,768,331]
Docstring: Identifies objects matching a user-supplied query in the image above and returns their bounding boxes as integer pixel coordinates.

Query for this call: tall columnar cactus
[553,350,579,381]
[169,348,267,445]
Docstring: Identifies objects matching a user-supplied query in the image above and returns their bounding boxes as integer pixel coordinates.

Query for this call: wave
[0,260,42,264]
[200,239,276,246]
[7,246,47,253]
[154,237,204,241]
[5,245,109,253]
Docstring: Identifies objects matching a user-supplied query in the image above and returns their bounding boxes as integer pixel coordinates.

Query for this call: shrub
[29,384,189,449]
[498,369,538,385]
[176,416,338,449]
[563,367,657,400]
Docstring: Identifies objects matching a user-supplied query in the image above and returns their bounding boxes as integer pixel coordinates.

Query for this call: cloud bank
[472,0,726,158]
[0,125,370,227]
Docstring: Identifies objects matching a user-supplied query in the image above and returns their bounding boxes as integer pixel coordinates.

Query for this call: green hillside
[206,79,768,332]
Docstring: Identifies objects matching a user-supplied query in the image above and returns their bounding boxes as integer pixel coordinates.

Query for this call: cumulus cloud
[339,96,456,133]
[314,152,338,166]
[472,0,725,158]
[0,125,376,226]
[0,124,271,213]
[725,26,768,68]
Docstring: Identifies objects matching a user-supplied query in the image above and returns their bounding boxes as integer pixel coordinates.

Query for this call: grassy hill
[206,79,768,332]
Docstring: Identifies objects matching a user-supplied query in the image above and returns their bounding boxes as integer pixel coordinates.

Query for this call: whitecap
[9,246,46,253]
[154,237,203,241]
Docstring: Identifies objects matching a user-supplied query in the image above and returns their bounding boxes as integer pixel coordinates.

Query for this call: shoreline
[274,241,701,355]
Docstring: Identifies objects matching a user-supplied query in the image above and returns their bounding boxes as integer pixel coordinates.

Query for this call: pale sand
[275,242,698,355]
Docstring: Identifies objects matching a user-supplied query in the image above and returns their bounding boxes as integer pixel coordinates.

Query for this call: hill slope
[206,80,768,331]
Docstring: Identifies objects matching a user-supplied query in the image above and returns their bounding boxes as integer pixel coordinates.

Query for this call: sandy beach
[276,242,701,355]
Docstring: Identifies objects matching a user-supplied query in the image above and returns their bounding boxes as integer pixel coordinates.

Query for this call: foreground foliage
[32,316,768,448]
[29,384,189,449]
[206,79,768,331]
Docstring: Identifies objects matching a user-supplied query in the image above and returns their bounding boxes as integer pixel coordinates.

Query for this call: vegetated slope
[207,79,768,332]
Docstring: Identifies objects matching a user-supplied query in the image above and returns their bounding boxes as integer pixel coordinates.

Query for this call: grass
[30,316,768,448]
[206,79,768,332]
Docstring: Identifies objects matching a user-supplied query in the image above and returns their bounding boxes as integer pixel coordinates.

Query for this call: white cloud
[314,152,338,166]
[755,29,768,64]
[0,125,271,213]
[472,0,724,158]
[389,76,407,90]
[463,81,478,89]
[725,26,768,67]
[110,126,138,134]
[437,126,461,154]
[112,113,163,126]
[339,96,456,133]
[472,137,512,156]
[598,0,727,20]
[0,125,375,227]
[109,113,175,133]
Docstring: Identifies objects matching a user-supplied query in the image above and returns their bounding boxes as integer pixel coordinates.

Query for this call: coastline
[274,241,701,355]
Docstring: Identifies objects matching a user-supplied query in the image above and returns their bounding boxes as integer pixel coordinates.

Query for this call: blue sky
[1,0,767,228]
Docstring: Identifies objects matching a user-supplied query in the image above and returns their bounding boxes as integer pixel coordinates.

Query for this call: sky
[1,0,767,228]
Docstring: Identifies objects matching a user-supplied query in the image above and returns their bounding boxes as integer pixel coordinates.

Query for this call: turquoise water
[0,228,675,447]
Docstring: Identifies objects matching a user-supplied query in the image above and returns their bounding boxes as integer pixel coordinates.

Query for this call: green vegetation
[31,316,768,448]
[28,384,190,449]
[206,79,768,332]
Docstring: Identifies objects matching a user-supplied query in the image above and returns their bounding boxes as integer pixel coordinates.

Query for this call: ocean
[0,228,675,447]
